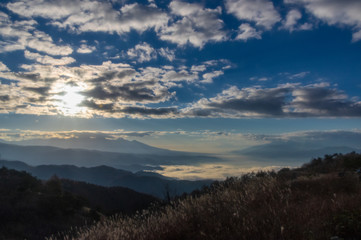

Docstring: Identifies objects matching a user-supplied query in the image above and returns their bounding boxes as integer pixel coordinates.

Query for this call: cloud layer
[2,0,360,51]
[0,57,229,118]
[184,83,361,118]
[0,0,361,119]
[1,53,361,119]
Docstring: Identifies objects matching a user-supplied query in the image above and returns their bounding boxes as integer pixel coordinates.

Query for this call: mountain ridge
[0,141,219,172]
[7,137,178,155]
[0,158,213,198]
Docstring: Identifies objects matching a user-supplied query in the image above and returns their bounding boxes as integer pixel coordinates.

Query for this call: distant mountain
[0,141,219,172]
[232,141,361,165]
[12,137,173,154]
[0,159,213,199]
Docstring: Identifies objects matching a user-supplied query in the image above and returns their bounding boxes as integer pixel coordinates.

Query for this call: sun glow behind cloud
[52,84,86,116]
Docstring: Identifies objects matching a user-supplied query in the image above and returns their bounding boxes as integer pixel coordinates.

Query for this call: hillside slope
[0,167,158,240]
[58,152,361,240]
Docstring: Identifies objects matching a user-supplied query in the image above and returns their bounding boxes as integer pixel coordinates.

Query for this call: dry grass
[49,170,361,240]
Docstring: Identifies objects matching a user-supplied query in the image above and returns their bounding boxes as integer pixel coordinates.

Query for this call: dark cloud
[27,96,47,103]
[15,73,56,83]
[15,73,40,81]
[14,104,28,109]
[122,132,153,137]
[187,108,213,117]
[119,106,178,116]
[187,84,361,118]
[291,87,361,117]
[23,86,51,96]
[0,95,10,101]
[80,100,114,111]
[89,69,136,83]
[81,86,116,100]
[208,88,288,116]
[66,81,79,87]
[82,81,171,103]
[80,99,178,116]
[188,87,290,117]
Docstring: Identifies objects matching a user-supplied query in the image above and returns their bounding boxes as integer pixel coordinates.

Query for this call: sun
[54,84,86,116]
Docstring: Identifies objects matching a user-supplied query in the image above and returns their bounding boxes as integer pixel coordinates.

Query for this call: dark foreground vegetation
[0,168,158,240]
[50,152,361,240]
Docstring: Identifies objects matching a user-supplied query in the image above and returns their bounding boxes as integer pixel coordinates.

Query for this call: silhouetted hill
[60,179,159,215]
[0,159,213,198]
[0,168,94,240]
[0,141,219,172]
[0,167,158,240]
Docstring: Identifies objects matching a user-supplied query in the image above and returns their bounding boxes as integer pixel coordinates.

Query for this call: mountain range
[0,140,219,172]
[8,136,173,154]
[233,141,361,165]
[0,158,213,198]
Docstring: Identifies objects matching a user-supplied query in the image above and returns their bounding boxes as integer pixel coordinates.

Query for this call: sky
[0,0,361,178]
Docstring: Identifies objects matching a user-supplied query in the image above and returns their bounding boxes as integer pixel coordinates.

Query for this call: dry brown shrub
[50,172,361,240]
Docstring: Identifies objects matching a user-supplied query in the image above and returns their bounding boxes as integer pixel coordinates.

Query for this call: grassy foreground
[51,152,361,240]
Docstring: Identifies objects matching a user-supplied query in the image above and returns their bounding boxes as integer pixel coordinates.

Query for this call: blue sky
[1,0,361,178]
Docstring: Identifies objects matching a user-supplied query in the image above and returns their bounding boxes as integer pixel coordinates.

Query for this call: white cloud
[7,0,81,19]
[201,70,224,83]
[126,42,157,63]
[191,65,207,72]
[0,62,9,72]
[225,0,281,30]
[281,9,313,32]
[286,0,361,41]
[7,0,169,35]
[159,0,227,48]
[288,71,310,79]
[283,9,301,31]
[0,12,73,55]
[27,31,73,56]
[352,29,361,42]
[77,44,96,54]
[161,69,199,83]
[126,43,176,62]
[250,76,269,81]
[105,3,169,34]
[25,50,75,65]
[299,22,313,31]
[236,23,262,41]
[158,48,176,62]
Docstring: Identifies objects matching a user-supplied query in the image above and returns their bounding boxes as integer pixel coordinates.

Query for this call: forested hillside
[0,168,158,240]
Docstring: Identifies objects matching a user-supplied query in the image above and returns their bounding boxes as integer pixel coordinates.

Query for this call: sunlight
[53,84,86,116]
